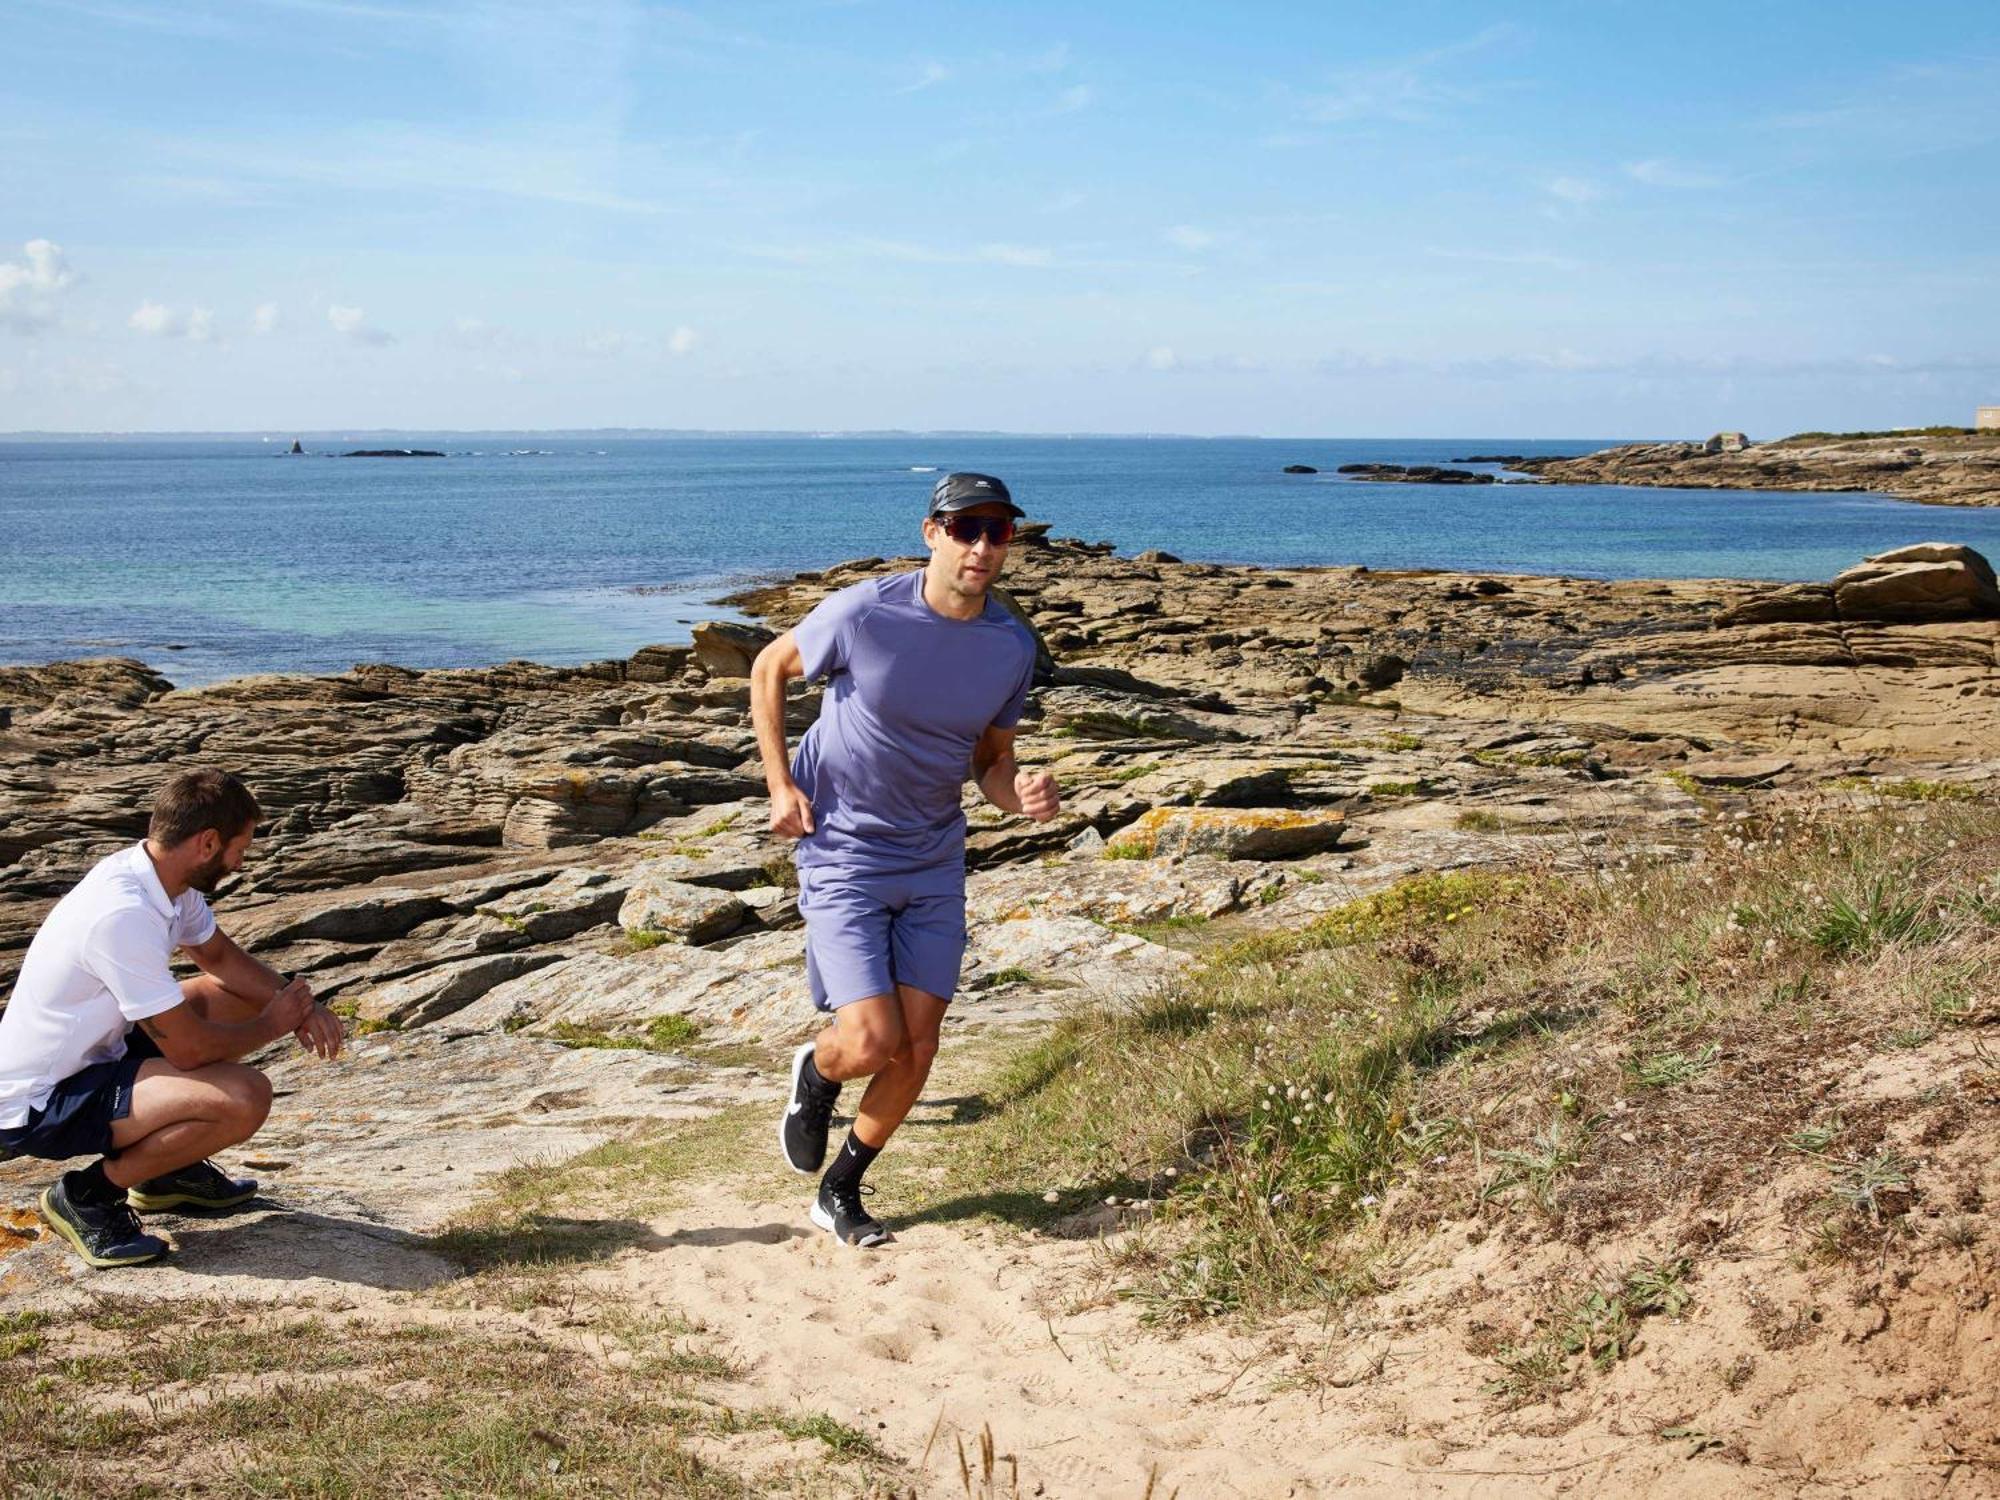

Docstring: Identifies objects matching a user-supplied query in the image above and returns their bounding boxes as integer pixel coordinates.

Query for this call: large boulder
[1037,685,1234,743]
[1714,582,1837,627]
[1106,806,1349,861]
[352,951,564,1028]
[689,621,777,677]
[618,874,750,945]
[1832,544,2000,622]
[626,644,692,682]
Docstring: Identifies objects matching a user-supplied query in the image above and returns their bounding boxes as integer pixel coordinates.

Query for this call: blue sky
[3,0,1997,436]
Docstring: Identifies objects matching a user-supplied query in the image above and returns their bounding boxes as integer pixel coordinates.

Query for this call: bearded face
[186,846,231,894]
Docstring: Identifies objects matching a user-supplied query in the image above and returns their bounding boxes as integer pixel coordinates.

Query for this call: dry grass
[0,1296,755,1498]
[931,796,1999,1325]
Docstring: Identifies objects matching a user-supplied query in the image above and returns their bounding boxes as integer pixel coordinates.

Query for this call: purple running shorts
[797,864,968,1012]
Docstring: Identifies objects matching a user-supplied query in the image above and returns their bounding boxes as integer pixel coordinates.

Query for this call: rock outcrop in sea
[1515,429,2000,507]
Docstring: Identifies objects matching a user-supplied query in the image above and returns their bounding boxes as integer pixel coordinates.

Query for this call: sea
[5,434,1998,689]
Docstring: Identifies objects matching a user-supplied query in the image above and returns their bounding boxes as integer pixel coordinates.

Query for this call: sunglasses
[932,513,1016,547]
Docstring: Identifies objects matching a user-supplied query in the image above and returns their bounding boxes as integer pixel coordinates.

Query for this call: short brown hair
[148,769,262,848]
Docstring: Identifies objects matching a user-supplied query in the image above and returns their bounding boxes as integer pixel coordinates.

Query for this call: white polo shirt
[0,843,215,1128]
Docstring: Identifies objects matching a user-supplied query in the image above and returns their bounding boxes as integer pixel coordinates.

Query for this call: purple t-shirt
[790,570,1037,877]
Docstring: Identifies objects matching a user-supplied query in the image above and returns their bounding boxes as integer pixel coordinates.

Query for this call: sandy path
[587,1175,1819,1500]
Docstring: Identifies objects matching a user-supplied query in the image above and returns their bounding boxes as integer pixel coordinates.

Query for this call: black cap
[928,471,1024,518]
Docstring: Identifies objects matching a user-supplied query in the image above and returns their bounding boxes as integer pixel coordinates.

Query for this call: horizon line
[0,427,1639,444]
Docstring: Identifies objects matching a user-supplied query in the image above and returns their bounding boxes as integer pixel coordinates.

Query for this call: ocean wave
[908,465,938,472]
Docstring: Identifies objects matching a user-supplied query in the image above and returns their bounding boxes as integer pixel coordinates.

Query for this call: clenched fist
[769,780,817,840]
[1015,768,1061,823]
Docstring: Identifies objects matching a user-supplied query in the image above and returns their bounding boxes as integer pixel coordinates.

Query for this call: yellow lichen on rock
[1106,805,1347,861]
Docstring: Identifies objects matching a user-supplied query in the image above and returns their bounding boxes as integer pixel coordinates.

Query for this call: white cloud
[1166,225,1216,252]
[1426,246,1584,272]
[1030,41,1071,73]
[1146,346,1179,371]
[581,330,632,357]
[978,244,1053,268]
[0,239,76,334]
[328,303,394,345]
[1292,24,1515,127]
[667,326,699,355]
[895,61,951,95]
[253,301,281,335]
[129,301,175,336]
[128,300,217,341]
[442,316,506,350]
[1049,84,1093,115]
[1544,176,1601,205]
[1623,158,1724,189]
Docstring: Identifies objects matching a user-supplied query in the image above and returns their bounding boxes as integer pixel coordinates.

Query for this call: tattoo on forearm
[138,1016,164,1040]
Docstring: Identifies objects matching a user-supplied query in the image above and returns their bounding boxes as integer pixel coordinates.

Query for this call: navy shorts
[797,865,968,1013]
[0,1030,161,1164]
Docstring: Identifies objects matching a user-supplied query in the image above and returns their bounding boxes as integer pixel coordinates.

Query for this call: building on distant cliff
[1978,406,2000,431]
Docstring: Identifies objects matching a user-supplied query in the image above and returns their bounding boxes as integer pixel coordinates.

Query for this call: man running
[0,768,342,1268]
[751,472,1059,1248]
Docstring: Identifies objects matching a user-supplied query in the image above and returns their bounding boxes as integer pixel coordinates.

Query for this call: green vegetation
[722,1407,889,1462]
[1776,426,1973,443]
[1628,1042,1719,1089]
[1828,776,1982,803]
[1471,748,1590,770]
[1365,780,1427,799]
[1491,1258,1693,1400]
[1102,760,1162,784]
[546,1015,702,1054]
[925,798,1996,1330]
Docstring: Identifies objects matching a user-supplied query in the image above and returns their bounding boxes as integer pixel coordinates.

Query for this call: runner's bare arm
[136,985,316,1071]
[973,725,1060,822]
[185,930,342,1060]
[751,630,816,838]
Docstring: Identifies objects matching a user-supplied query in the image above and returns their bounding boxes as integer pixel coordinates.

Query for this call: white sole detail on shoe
[809,1197,890,1248]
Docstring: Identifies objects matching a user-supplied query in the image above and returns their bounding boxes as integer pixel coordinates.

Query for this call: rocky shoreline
[1515,429,2000,507]
[2,534,1996,1295]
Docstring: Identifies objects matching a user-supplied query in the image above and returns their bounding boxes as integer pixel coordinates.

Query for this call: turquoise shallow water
[5,435,1998,687]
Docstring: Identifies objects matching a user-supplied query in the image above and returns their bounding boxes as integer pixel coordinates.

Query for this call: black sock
[69,1159,125,1204]
[821,1132,880,1194]
[801,1049,838,1098]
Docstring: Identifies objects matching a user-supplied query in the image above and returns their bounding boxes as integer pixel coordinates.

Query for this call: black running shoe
[780,1041,840,1175]
[811,1179,891,1249]
[127,1158,259,1213]
[39,1175,167,1269]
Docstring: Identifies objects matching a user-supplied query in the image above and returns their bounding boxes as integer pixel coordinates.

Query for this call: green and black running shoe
[127,1158,258,1213]
[39,1175,167,1269]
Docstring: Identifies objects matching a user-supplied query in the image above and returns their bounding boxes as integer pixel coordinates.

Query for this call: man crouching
[0,768,341,1268]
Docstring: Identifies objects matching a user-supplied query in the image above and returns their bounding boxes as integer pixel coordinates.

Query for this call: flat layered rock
[619,875,751,945]
[1108,806,1351,861]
